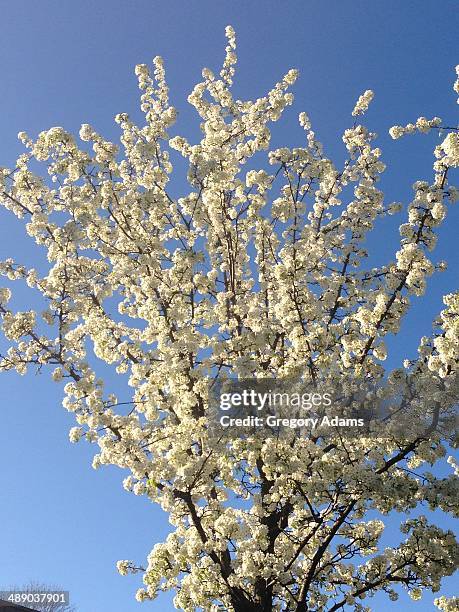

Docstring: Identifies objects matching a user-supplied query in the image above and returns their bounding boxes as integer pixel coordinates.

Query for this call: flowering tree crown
[1,27,458,612]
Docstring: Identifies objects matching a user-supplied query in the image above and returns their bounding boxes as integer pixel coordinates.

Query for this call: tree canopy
[0,27,458,612]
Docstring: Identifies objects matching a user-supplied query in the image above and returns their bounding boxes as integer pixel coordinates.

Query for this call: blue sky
[0,2,457,611]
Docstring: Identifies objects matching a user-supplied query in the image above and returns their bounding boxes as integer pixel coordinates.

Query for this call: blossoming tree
[1,27,458,611]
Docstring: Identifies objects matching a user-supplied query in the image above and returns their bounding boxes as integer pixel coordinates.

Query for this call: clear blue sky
[0,2,457,611]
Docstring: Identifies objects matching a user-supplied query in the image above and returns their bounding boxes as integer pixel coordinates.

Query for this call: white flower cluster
[116,560,135,576]
[435,595,459,611]
[352,89,374,116]
[438,132,459,168]
[427,293,459,378]
[389,116,442,139]
[454,64,459,103]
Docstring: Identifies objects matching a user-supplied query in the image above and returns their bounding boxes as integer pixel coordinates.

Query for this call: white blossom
[352,89,374,116]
